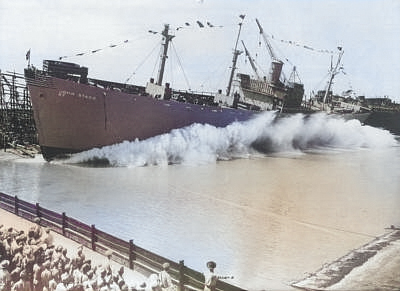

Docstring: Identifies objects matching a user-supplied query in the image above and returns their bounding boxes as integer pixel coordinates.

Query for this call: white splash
[66,111,397,167]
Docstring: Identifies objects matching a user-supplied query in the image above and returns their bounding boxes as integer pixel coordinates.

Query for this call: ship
[24,18,370,161]
[216,19,370,122]
[304,46,371,122]
[24,58,254,161]
[214,18,305,113]
[25,21,261,161]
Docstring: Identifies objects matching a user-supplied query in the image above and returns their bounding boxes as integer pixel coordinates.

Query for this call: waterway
[1,112,399,290]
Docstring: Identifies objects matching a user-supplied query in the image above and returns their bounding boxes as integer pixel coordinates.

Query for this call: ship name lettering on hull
[58,90,96,101]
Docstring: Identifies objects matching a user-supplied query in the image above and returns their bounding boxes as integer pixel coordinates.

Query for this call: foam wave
[66,111,397,167]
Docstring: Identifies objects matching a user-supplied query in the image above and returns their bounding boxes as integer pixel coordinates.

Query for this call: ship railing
[24,68,55,89]
[0,192,244,291]
[171,89,218,106]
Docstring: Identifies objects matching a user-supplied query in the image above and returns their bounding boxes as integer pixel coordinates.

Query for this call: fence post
[129,240,135,270]
[14,196,19,216]
[178,260,185,291]
[36,203,41,218]
[91,224,96,251]
[62,212,67,236]
[3,135,7,152]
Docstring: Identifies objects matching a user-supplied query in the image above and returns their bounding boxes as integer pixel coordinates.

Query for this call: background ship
[221,19,370,122]
[24,19,371,161]
[215,18,305,113]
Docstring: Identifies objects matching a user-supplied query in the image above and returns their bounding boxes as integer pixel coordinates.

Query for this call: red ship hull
[27,76,255,160]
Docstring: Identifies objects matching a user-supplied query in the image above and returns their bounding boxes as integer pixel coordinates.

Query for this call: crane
[255,18,279,62]
[241,40,261,80]
[255,18,285,85]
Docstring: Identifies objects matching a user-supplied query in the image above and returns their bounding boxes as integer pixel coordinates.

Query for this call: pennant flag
[268,33,334,54]
[239,14,245,19]
[58,38,132,60]
[26,49,31,60]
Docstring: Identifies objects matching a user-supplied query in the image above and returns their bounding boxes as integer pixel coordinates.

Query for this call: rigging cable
[170,41,191,90]
[124,40,161,84]
[199,57,230,92]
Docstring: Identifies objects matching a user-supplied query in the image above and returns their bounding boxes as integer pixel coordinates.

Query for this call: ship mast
[156,24,175,86]
[226,15,245,96]
[322,47,344,110]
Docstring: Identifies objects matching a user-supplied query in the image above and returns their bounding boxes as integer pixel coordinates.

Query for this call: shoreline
[292,228,400,290]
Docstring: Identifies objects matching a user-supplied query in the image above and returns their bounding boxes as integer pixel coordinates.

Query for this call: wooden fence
[0,192,244,291]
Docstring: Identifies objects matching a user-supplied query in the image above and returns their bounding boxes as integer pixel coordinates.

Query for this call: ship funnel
[270,60,283,85]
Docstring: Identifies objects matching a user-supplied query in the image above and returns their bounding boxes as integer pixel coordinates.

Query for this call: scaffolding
[0,71,37,149]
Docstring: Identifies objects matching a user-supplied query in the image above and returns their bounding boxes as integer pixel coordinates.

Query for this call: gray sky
[1,0,399,101]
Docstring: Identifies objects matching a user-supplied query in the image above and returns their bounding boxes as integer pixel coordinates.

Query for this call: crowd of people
[0,219,176,291]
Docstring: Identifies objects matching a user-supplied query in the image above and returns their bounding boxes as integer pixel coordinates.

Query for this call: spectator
[159,263,173,291]
[148,273,162,291]
[203,261,217,291]
[1,220,154,291]
[11,269,31,291]
[0,260,11,291]
[32,218,43,241]
[40,260,52,291]
[43,228,55,249]
[103,250,113,276]
[55,273,70,291]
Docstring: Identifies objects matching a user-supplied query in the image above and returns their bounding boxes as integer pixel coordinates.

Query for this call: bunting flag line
[267,34,334,54]
[59,39,129,60]
[58,21,222,60]
[175,20,223,30]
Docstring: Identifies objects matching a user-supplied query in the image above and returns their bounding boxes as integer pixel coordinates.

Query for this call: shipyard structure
[0,71,37,151]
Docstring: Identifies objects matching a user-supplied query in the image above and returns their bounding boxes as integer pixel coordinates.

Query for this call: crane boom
[255,18,278,61]
[241,40,261,80]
